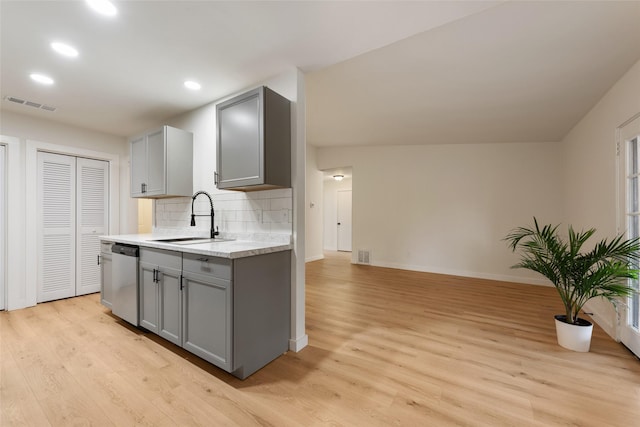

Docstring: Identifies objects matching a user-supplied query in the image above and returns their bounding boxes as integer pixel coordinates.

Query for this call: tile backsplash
[154,188,292,241]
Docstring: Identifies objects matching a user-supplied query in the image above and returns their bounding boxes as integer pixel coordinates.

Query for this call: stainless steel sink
[149,237,235,245]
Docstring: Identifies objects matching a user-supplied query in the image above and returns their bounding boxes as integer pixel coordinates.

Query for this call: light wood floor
[2,251,640,426]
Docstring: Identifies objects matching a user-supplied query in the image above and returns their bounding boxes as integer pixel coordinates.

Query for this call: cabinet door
[100,253,113,308]
[158,266,182,346]
[145,128,166,196]
[216,88,263,189]
[182,272,232,371]
[130,134,146,197]
[139,261,159,333]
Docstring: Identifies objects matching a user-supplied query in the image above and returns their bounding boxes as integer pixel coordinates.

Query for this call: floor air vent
[357,249,370,265]
[4,95,56,112]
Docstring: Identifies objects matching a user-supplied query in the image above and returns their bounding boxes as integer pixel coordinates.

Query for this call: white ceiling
[307,1,640,146]
[1,1,639,146]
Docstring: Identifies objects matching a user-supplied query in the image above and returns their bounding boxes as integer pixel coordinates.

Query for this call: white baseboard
[368,260,551,287]
[305,254,324,263]
[583,300,617,340]
[289,334,308,352]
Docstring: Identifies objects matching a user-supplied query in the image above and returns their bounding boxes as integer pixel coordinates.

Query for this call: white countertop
[100,234,292,259]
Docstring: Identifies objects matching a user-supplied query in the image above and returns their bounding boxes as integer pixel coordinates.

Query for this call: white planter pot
[554,315,593,352]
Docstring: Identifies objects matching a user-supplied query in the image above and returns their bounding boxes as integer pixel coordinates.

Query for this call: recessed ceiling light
[51,42,79,58]
[30,73,54,85]
[86,0,117,17]
[333,175,344,181]
[184,80,201,90]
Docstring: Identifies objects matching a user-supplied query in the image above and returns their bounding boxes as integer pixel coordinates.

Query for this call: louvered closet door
[37,152,76,302]
[76,157,109,296]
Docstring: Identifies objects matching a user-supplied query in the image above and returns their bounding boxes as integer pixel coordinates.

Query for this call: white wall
[0,111,129,310]
[562,59,640,337]
[0,70,308,351]
[323,176,352,251]
[157,69,308,351]
[305,145,324,261]
[316,142,563,284]
[0,144,5,310]
[152,96,293,237]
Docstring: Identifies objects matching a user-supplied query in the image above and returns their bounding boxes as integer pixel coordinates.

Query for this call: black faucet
[190,191,220,238]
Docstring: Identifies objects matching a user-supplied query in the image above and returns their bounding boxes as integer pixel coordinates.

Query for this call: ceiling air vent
[4,95,56,112]
[6,96,25,105]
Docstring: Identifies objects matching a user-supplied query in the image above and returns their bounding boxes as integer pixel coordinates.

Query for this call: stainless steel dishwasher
[111,243,140,325]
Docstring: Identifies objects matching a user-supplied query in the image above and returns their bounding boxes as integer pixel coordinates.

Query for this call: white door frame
[25,139,119,308]
[616,112,640,357]
[1,135,23,310]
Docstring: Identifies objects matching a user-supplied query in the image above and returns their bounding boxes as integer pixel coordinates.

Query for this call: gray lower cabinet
[99,241,113,308]
[139,248,182,346]
[232,251,291,379]
[158,264,182,346]
[182,253,232,371]
[139,260,159,332]
[182,272,232,371]
[137,247,291,379]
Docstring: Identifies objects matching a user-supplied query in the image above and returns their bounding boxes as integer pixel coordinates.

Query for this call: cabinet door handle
[153,268,157,283]
[142,183,147,193]
[179,274,183,290]
[197,257,209,262]
[214,171,218,185]
[97,254,101,265]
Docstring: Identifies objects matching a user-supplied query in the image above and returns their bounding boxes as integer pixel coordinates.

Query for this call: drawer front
[140,247,182,269]
[183,253,231,280]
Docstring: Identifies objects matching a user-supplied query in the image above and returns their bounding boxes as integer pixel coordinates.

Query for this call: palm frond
[505,217,640,324]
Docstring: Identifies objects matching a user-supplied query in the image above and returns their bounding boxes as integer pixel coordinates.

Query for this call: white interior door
[337,190,352,252]
[37,152,76,302]
[76,157,109,296]
[619,114,640,357]
[0,145,5,310]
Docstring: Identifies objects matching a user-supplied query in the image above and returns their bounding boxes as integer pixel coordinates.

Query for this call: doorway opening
[323,168,352,253]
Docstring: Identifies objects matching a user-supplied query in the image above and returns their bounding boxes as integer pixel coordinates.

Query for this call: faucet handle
[214,226,220,236]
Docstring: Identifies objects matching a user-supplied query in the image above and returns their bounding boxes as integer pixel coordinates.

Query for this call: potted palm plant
[505,218,639,352]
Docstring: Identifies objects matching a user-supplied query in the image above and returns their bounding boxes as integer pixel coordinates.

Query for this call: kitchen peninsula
[100,234,292,379]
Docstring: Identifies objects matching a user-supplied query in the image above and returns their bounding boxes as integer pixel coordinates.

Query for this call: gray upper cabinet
[216,86,291,191]
[130,125,193,198]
